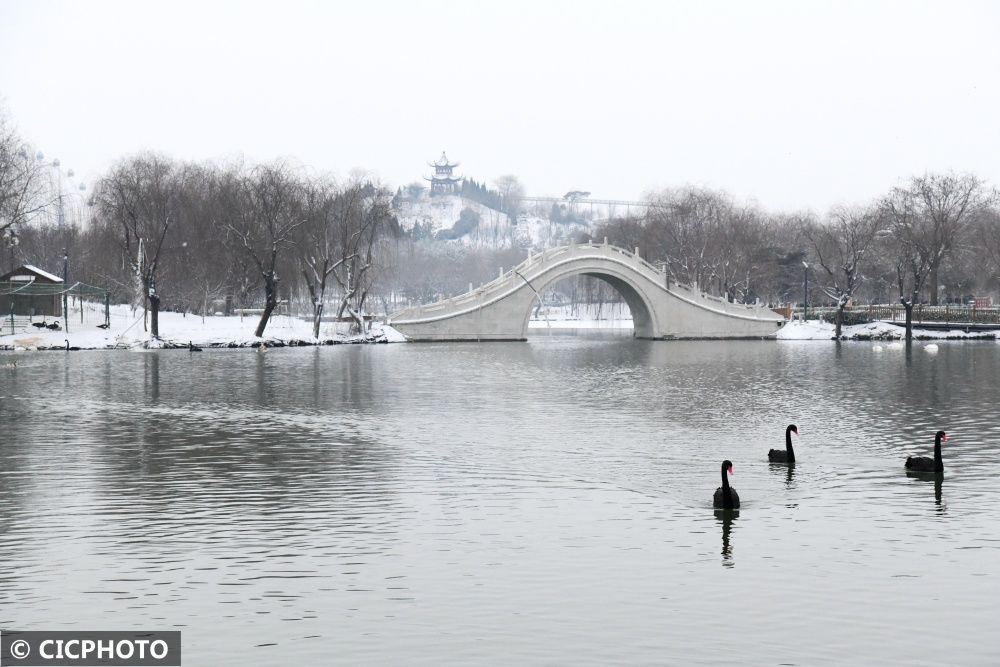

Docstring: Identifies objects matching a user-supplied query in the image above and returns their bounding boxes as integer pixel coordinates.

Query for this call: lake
[2,334,999,665]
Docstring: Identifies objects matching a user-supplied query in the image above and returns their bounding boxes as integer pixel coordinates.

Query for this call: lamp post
[802,261,810,321]
[62,248,69,332]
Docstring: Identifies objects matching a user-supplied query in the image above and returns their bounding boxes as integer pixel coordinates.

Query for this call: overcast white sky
[1,0,997,212]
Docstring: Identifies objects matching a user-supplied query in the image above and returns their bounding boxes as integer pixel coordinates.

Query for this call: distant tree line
[461,179,503,211]
[393,178,507,213]
[594,176,998,339]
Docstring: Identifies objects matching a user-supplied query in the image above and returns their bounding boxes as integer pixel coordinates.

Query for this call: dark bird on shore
[906,431,947,473]
[32,321,47,329]
[189,341,203,352]
[713,460,740,509]
[46,322,61,330]
[96,323,110,329]
[768,424,798,464]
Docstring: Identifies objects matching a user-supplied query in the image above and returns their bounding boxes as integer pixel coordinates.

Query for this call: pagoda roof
[429,151,460,168]
[424,175,462,183]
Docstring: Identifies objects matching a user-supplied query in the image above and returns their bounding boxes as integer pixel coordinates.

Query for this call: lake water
[2,334,999,665]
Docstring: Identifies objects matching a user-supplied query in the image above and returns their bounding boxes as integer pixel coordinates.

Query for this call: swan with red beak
[905,431,948,474]
[713,460,740,509]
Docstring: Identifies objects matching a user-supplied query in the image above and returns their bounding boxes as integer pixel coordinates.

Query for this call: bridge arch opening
[521,272,656,338]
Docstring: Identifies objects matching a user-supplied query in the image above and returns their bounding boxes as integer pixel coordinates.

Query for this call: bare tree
[165,163,232,321]
[806,205,888,337]
[92,154,177,338]
[329,184,394,334]
[494,174,525,220]
[978,206,1000,279]
[902,173,992,305]
[299,180,355,339]
[0,111,48,246]
[646,188,732,291]
[883,191,934,341]
[222,162,305,337]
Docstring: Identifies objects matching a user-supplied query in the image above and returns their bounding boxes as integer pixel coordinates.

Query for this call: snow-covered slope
[515,214,596,248]
[393,193,601,249]
[394,194,515,247]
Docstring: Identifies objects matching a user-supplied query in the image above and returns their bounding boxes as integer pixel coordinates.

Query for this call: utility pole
[63,248,69,332]
[802,261,809,321]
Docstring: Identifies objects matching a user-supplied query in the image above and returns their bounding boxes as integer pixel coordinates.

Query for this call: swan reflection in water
[904,468,946,515]
[714,509,739,568]
[769,461,796,490]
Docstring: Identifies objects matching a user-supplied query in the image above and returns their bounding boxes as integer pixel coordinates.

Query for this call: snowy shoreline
[775,319,997,341]
[3,303,996,351]
[0,304,408,351]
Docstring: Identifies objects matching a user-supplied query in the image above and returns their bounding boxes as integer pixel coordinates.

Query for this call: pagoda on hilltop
[425,152,462,196]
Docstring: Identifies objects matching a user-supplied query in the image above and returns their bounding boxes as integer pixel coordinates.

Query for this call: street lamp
[802,261,810,321]
[62,248,69,331]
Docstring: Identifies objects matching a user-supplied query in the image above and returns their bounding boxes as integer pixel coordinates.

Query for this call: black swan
[905,430,947,473]
[189,341,203,352]
[64,339,80,351]
[713,460,740,509]
[768,424,798,463]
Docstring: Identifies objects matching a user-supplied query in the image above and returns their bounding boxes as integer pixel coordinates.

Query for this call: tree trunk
[929,265,939,306]
[255,274,278,338]
[904,303,913,342]
[312,302,323,339]
[835,306,844,339]
[150,293,161,338]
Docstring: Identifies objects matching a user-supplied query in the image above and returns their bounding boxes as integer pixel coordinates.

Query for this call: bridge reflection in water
[389,242,785,341]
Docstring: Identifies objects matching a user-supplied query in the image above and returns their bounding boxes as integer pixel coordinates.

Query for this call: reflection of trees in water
[145,351,160,403]
[0,428,39,590]
[0,359,88,586]
[4,351,407,563]
[90,416,404,555]
[772,341,996,478]
[715,509,738,568]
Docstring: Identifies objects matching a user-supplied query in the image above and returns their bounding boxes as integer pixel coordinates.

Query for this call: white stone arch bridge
[388,242,785,341]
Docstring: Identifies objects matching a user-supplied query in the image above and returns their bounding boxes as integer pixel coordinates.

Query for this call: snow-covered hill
[393,193,599,249]
[394,194,514,247]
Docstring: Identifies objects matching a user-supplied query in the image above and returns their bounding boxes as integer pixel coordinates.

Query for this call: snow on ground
[393,193,601,249]
[528,318,633,330]
[0,302,406,351]
[394,193,514,247]
[11,300,992,350]
[515,214,595,249]
[777,319,996,340]
[528,302,633,329]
